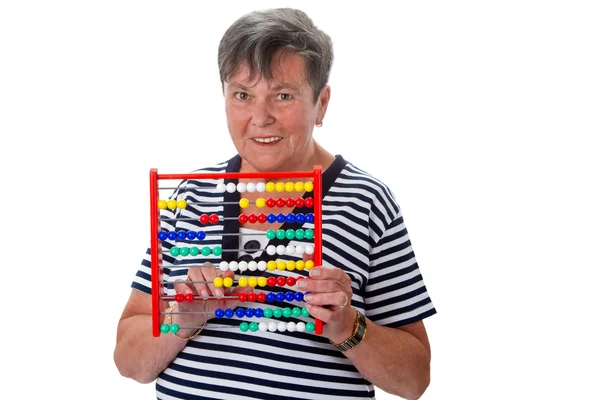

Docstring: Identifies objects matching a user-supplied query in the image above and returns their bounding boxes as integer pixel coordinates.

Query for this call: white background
[1,1,599,399]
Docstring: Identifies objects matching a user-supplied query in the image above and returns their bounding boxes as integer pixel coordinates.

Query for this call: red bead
[286,197,295,207]
[199,214,209,224]
[296,198,305,207]
[267,277,277,287]
[277,276,287,286]
[266,198,276,208]
[304,197,314,208]
[276,198,285,208]
[175,293,185,303]
[238,214,248,224]
[286,277,297,286]
[238,293,247,302]
[247,292,256,302]
[257,213,267,223]
[257,292,266,302]
[185,293,195,302]
[247,213,257,223]
[209,213,219,224]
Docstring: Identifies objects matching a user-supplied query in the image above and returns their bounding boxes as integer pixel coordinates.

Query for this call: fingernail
[201,290,209,298]
[310,268,321,277]
[304,294,313,302]
[216,289,224,297]
[297,280,307,289]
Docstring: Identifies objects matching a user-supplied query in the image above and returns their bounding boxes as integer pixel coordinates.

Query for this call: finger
[304,292,348,309]
[305,304,334,323]
[303,252,314,262]
[308,265,349,283]
[188,266,210,299]
[297,278,345,293]
[173,278,195,296]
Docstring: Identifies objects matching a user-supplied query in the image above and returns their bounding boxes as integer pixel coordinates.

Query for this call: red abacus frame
[149,167,323,337]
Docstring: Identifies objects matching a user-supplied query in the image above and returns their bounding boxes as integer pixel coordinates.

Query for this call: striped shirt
[132,154,436,399]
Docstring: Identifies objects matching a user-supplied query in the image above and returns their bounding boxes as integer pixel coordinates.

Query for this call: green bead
[213,246,222,256]
[304,229,314,240]
[292,307,302,317]
[273,308,283,318]
[276,229,286,240]
[295,229,305,240]
[179,247,190,257]
[266,230,276,240]
[201,246,211,256]
[170,323,180,334]
[263,308,273,318]
[306,322,315,332]
[249,322,259,332]
[302,307,310,317]
[282,308,292,318]
[189,246,199,256]
[239,322,249,332]
[285,229,295,240]
[170,247,180,257]
[160,324,170,334]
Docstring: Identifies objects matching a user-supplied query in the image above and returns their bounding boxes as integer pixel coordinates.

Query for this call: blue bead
[276,292,285,302]
[215,308,224,318]
[167,231,177,240]
[276,213,286,223]
[286,214,295,223]
[245,308,254,318]
[294,292,304,301]
[236,308,245,318]
[305,213,314,223]
[186,231,196,240]
[267,214,277,223]
[158,231,168,240]
[196,231,206,240]
[295,213,305,224]
[285,292,295,302]
[177,231,187,240]
[254,308,263,318]
[266,293,275,302]
[224,308,234,318]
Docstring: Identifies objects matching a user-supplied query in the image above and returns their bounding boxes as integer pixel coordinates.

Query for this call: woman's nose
[251,100,275,127]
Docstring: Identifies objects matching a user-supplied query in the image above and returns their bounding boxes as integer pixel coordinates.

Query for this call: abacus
[150,167,323,337]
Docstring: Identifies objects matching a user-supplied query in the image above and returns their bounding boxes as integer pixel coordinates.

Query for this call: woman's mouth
[252,136,282,144]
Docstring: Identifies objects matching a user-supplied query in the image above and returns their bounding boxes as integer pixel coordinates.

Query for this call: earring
[316,121,323,127]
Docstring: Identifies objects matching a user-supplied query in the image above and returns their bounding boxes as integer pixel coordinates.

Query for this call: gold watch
[329,309,367,351]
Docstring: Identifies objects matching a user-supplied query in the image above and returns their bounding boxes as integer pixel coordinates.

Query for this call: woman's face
[224,52,329,172]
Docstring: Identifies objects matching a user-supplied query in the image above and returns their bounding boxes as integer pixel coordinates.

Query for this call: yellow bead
[266,182,276,192]
[158,200,167,209]
[267,261,277,271]
[177,199,187,209]
[277,260,286,271]
[238,277,248,287]
[275,182,285,192]
[285,182,295,192]
[304,182,314,192]
[213,277,223,288]
[248,277,258,287]
[256,198,266,208]
[167,199,177,210]
[258,277,267,287]
[295,260,305,270]
[286,260,296,271]
[223,277,233,288]
[305,260,315,270]
[295,182,304,192]
[239,198,250,208]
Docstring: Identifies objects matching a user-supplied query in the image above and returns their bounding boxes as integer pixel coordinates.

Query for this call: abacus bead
[302,307,310,317]
[177,199,187,209]
[186,231,196,240]
[266,293,275,302]
[283,199,293,209]
[306,213,314,223]
[223,277,233,287]
[266,182,276,192]
[257,261,267,271]
[292,307,302,317]
[219,261,229,271]
[295,260,305,270]
[306,260,315,270]
[245,308,254,318]
[276,198,285,208]
[277,260,286,271]
[238,277,248,287]
[296,198,305,208]
[283,308,292,318]
[259,322,268,332]
[296,322,306,332]
[238,261,248,272]
[275,182,285,192]
[264,308,274,318]
[276,292,285,302]
[276,245,286,255]
[189,247,199,256]
[239,322,249,332]
[306,322,315,332]
[276,213,286,223]
[277,277,287,286]
[258,277,267,287]
[236,308,245,318]
[226,182,237,193]
[196,231,206,240]
[267,261,277,271]
[247,292,257,302]
[295,246,305,255]
[295,182,304,192]
[160,324,170,334]
[277,321,287,332]
[249,322,259,332]
[268,321,278,332]
[267,213,277,223]
[167,199,177,210]
[257,292,266,302]
[180,247,190,257]
[305,246,314,255]
[201,247,211,256]
[276,229,286,240]
[273,308,283,318]
[247,214,257,223]
[294,292,304,302]
[238,214,248,224]
[215,308,224,318]
[213,246,223,256]
[266,245,277,255]
[225,308,234,318]
[248,261,258,271]
[286,277,297,287]
[285,182,295,192]
[177,231,187,240]
[214,277,223,287]
[239,198,250,208]
[200,214,209,224]
[257,213,267,223]
[254,308,264,318]
[158,200,167,209]
[295,229,305,240]
[209,214,219,224]
[237,182,247,193]
[168,231,177,240]
[185,293,195,302]
[266,198,276,208]
[287,322,297,332]
[256,182,266,192]
[158,231,168,240]
[170,247,180,257]
[285,229,295,240]
[286,260,296,271]
[170,324,180,333]
[255,198,265,208]
[175,293,185,303]
[238,293,247,302]
[248,277,258,287]
[304,229,314,240]
[285,245,295,256]
[266,230,276,240]
[216,183,226,192]
[305,182,314,192]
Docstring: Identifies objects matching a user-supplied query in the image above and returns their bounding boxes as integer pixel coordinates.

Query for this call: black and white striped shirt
[132,154,436,399]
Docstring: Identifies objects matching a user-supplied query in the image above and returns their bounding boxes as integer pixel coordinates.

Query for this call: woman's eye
[235,92,249,100]
[278,93,292,101]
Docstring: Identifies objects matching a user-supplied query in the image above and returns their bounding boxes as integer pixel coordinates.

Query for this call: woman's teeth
[253,137,281,144]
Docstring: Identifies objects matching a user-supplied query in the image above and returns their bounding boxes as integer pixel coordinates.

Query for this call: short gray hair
[218,8,334,103]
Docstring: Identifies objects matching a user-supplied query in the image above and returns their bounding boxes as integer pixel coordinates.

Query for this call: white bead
[285,245,295,256]
[238,261,248,272]
[226,182,237,193]
[256,182,266,192]
[277,321,287,332]
[246,182,256,193]
[257,261,267,271]
[305,245,314,255]
[236,182,247,193]
[268,321,278,332]
[219,261,229,272]
[248,261,258,271]
[276,245,286,255]
[287,322,296,332]
[228,261,239,272]
[216,183,226,193]
[296,322,306,332]
[295,245,305,255]
[258,322,268,332]
[266,245,277,256]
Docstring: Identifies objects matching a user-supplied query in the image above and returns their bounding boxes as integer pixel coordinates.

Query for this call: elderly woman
[114,8,436,400]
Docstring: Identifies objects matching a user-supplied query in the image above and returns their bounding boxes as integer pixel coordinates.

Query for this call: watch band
[329,309,367,351]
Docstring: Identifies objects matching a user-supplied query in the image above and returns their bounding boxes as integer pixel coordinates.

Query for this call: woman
[114,8,436,400]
